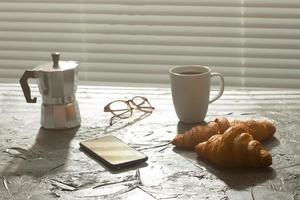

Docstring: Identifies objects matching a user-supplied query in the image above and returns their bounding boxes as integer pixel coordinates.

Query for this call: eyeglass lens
[132,96,153,112]
[109,100,132,119]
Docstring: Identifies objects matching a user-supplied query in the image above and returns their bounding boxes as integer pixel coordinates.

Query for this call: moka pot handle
[19,70,38,103]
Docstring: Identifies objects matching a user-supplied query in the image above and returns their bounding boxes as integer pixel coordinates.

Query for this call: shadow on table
[198,159,276,190]
[173,146,277,190]
[263,136,281,151]
[103,112,153,134]
[177,121,207,134]
[1,127,78,177]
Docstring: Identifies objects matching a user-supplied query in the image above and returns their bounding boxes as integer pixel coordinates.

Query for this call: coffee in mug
[169,65,224,123]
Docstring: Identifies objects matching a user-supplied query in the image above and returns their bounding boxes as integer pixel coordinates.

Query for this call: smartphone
[79,135,148,170]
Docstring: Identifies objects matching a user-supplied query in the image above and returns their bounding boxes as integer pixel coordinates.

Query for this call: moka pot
[20,52,81,129]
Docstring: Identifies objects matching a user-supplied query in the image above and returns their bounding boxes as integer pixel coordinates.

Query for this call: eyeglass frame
[104,96,155,125]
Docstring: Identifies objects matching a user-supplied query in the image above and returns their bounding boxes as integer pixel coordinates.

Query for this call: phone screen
[80,135,147,169]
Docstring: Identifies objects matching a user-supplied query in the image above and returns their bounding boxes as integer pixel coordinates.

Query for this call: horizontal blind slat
[0,25,242,37]
[244,18,300,29]
[244,48,300,59]
[0,22,243,37]
[244,28,300,39]
[0,0,242,6]
[0,3,241,17]
[0,50,242,67]
[0,42,242,57]
[0,13,242,27]
[243,68,300,81]
[244,8,300,18]
[244,0,300,8]
[243,77,300,88]
[244,58,300,69]
[244,68,300,79]
[0,32,242,47]
[244,38,300,49]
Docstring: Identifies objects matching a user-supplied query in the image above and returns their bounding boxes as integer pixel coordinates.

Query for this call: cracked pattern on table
[0,85,299,200]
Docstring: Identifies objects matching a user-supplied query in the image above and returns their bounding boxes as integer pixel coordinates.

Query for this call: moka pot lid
[34,52,79,72]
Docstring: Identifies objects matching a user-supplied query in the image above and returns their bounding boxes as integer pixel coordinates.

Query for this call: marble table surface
[0,83,299,200]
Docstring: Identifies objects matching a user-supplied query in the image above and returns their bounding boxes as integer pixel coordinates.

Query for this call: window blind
[243,0,300,88]
[0,0,299,88]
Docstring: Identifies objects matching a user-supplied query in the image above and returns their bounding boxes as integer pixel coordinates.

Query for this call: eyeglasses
[104,96,155,125]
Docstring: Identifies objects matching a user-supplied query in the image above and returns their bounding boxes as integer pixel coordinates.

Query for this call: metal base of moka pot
[41,100,81,129]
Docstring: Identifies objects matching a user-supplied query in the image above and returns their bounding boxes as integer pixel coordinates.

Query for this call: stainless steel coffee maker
[20,52,81,129]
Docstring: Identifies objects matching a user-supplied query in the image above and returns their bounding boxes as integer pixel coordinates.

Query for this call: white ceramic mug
[169,65,224,123]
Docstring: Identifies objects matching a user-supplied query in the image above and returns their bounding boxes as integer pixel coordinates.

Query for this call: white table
[0,83,299,200]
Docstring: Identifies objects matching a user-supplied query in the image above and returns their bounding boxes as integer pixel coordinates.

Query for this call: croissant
[171,121,220,150]
[194,125,272,168]
[172,117,275,149]
[215,117,276,142]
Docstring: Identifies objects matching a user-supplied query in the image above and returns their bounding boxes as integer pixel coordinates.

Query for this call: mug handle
[209,72,225,104]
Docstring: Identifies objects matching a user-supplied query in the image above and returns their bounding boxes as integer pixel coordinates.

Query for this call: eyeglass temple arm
[137,106,155,109]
